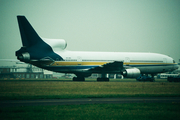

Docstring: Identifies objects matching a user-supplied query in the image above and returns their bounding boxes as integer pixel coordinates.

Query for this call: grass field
[1,103,180,120]
[0,79,180,120]
[0,79,180,100]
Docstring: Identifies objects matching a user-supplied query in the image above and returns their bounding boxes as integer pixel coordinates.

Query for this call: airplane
[15,16,179,81]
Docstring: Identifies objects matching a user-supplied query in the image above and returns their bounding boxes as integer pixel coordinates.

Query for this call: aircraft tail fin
[17,16,41,47]
[16,16,63,62]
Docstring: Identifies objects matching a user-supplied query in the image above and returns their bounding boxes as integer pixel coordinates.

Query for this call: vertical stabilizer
[16,16,63,62]
[17,16,41,47]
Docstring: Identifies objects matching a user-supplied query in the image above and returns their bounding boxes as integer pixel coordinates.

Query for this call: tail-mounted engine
[122,68,141,78]
[15,16,64,64]
[17,52,30,62]
[15,47,30,62]
[42,38,67,51]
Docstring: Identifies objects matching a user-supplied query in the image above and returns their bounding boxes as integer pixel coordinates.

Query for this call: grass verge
[0,103,180,120]
[0,80,180,100]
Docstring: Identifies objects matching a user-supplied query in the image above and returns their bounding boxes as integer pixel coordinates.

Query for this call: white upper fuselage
[49,50,177,74]
[41,38,178,74]
[59,50,172,63]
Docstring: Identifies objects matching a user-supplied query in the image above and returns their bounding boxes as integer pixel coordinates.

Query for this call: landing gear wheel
[136,74,155,82]
[73,77,85,81]
[97,78,109,81]
[150,78,155,82]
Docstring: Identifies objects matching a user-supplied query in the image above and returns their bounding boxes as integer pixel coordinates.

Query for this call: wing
[88,61,124,73]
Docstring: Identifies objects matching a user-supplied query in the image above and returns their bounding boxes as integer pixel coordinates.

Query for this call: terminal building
[0,65,52,79]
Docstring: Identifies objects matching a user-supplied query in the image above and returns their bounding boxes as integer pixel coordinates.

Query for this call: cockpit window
[173,60,175,63]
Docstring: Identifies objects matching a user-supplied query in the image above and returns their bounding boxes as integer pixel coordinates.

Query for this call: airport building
[0,65,53,79]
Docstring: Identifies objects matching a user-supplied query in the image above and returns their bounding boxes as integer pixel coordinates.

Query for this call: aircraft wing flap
[89,61,124,73]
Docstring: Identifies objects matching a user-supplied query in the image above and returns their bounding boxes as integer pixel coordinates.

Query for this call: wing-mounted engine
[122,68,141,78]
[42,38,67,51]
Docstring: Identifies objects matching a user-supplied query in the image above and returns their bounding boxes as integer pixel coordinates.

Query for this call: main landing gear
[73,73,91,81]
[72,73,110,81]
[97,73,109,81]
[97,77,109,81]
[73,76,85,81]
[136,74,155,82]
[73,76,110,81]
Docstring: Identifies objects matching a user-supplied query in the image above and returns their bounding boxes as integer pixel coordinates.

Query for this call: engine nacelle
[42,38,67,51]
[122,68,141,78]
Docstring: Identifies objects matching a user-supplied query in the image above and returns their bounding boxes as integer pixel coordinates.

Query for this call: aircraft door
[125,57,130,62]
[77,56,82,62]
[163,58,167,63]
[77,56,82,65]
[162,58,167,72]
[125,57,130,66]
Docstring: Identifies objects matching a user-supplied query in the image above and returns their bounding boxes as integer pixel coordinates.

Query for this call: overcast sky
[0,0,180,66]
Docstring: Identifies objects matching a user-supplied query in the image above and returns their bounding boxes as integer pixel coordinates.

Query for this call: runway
[1,97,180,107]
[0,79,169,82]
